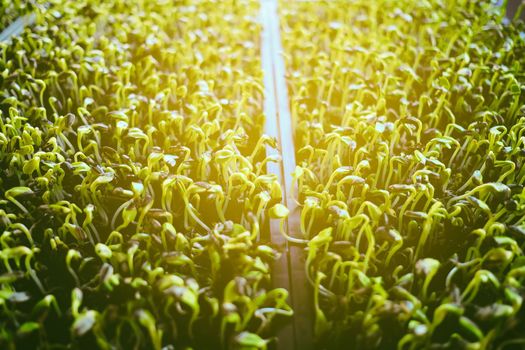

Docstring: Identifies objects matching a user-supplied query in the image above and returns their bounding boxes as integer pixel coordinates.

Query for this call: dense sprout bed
[281,0,525,349]
[0,0,289,349]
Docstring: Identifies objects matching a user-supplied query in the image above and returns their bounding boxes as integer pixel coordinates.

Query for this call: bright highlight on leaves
[0,0,288,348]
